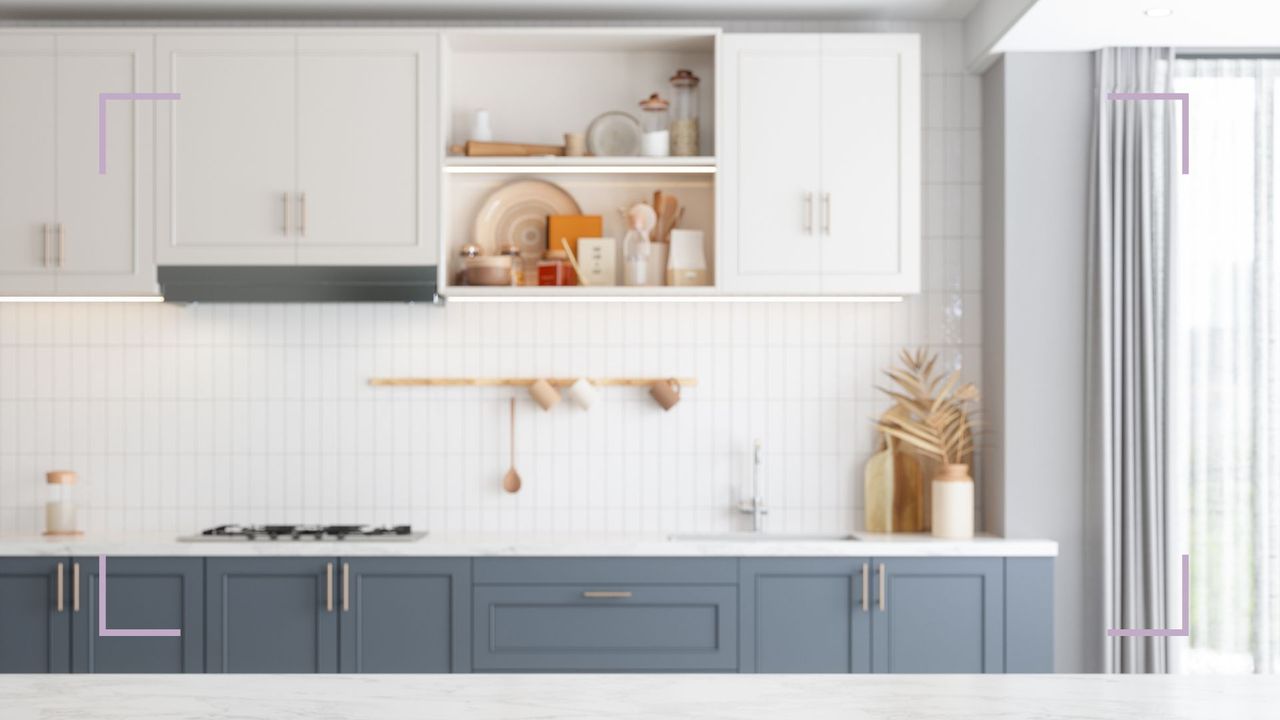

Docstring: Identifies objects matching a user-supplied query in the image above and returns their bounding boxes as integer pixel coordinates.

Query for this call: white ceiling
[0,0,981,21]
[995,0,1280,51]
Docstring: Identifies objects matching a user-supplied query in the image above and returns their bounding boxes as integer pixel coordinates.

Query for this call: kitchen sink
[667,532,859,542]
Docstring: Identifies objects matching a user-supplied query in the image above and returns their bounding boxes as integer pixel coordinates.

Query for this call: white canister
[471,109,493,142]
[666,229,708,286]
[645,242,669,286]
[930,464,974,539]
[45,470,79,536]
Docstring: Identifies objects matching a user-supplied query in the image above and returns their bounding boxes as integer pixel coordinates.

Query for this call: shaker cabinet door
[295,34,439,265]
[0,557,71,673]
[870,557,1003,673]
[205,557,338,673]
[71,557,203,673]
[721,34,823,286]
[740,558,872,673]
[818,34,920,293]
[0,35,59,294]
[54,34,156,294]
[338,557,469,673]
[156,34,298,265]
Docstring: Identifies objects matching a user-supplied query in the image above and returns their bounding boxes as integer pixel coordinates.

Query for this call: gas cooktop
[180,524,427,542]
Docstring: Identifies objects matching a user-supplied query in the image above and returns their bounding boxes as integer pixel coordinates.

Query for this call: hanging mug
[566,378,597,410]
[528,379,561,411]
[649,378,682,411]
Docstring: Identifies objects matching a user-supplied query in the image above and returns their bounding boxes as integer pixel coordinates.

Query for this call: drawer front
[473,584,738,672]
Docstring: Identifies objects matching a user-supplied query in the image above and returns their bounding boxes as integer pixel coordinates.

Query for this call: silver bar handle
[72,562,80,613]
[42,224,50,268]
[877,562,886,612]
[282,192,291,236]
[803,192,814,234]
[861,563,869,612]
[56,223,65,268]
[298,192,307,238]
[325,562,334,612]
[822,193,832,235]
[582,591,632,599]
[56,563,65,613]
[342,562,349,612]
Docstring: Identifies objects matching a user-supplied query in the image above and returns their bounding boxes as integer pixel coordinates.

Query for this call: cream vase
[931,464,974,539]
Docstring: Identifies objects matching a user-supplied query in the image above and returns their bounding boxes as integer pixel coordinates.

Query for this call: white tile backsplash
[0,21,980,536]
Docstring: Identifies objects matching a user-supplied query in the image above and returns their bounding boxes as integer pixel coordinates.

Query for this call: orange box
[547,215,603,259]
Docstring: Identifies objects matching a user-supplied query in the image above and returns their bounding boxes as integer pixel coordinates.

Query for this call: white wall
[0,21,981,538]
[982,51,1093,672]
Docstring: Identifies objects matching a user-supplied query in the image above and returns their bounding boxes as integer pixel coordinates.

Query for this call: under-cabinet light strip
[444,165,716,175]
[0,296,164,303]
[443,295,903,304]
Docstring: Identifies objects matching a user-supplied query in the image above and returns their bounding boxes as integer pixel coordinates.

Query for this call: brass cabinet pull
[803,192,814,234]
[72,562,80,612]
[298,192,307,238]
[325,562,333,612]
[282,192,291,235]
[57,223,65,267]
[877,562,886,612]
[861,563,869,612]
[822,192,832,235]
[581,591,632,599]
[56,562,65,612]
[341,563,349,612]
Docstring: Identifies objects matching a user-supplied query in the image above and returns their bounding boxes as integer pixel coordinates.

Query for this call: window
[1172,58,1280,674]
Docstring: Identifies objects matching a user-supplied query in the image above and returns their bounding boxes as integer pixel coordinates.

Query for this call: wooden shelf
[444,156,717,174]
[370,377,698,388]
[440,286,718,301]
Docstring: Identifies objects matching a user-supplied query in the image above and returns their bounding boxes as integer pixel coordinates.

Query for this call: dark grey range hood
[158,266,439,303]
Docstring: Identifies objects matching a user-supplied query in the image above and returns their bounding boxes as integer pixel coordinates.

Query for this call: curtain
[1172,58,1280,674]
[1087,47,1177,674]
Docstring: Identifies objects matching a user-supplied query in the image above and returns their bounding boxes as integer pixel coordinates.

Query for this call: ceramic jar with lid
[668,69,701,156]
[638,92,670,157]
[45,470,79,536]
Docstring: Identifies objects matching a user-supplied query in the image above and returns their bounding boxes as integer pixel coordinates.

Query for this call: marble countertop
[0,531,1058,557]
[1,674,1272,720]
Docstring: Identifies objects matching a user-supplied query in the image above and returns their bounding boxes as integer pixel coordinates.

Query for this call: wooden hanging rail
[369,377,698,388]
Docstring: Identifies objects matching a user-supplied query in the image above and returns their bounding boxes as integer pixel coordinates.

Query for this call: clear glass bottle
[638,93,670,157]
[45,470,78,535]
[669,70,700,156]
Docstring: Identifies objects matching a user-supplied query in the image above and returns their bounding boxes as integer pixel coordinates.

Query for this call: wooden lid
[46,471,77,484]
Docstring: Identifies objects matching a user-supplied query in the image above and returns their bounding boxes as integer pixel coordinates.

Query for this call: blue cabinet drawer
[473,584,738,672]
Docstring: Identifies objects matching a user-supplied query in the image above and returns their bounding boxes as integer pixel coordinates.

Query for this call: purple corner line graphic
[98,92,181,175]
[98,555,181,638]
[1107,553,1190,638]
[1106,92,1190,175]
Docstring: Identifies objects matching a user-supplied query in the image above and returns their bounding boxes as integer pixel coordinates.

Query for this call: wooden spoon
[502,397,522,494]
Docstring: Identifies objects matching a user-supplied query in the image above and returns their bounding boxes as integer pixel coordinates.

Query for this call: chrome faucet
[738,439,767,533]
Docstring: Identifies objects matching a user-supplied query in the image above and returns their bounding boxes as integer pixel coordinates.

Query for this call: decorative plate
[472,180,582,257]
[586,111,643,156]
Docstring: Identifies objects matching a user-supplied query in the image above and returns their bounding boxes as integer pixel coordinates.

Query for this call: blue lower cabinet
[871,557,1004,673]
[1005,558,1054,672]
[0,558,71,673]
[339,558,470,673]
[71,557,203,673]
[472,558,738,672]
[205,557,338,673]
[740,558,872,673]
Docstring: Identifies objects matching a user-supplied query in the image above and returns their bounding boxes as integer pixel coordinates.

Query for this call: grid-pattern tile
[0,21,980,536]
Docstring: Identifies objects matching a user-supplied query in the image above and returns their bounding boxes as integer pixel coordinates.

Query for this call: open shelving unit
[438,27,720,300]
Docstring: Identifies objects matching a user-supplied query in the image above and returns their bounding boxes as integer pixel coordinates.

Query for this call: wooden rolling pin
[449,140,566,157]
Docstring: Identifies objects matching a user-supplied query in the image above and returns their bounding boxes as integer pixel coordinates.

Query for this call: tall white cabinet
[0,34,155,295]
[155,32,439,266]
[720,34,920,295]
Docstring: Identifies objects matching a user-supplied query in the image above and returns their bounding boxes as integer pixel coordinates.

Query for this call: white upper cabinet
[0,34,155,296]
[720,33,920,295]
[156,32,439,266]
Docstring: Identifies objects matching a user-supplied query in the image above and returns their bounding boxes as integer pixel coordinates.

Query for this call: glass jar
[45,470,78,536]
[669,69,700,156]
[638,93,670,157]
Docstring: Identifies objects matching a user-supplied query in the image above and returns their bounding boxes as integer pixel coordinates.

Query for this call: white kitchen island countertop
[0,674,1271,720]
[0,531,1057,557]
